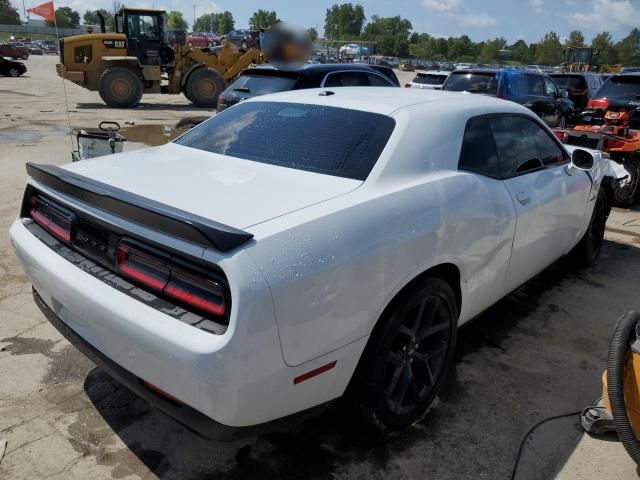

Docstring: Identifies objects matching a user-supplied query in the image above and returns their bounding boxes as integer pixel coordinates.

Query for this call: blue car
[442,68,575,128]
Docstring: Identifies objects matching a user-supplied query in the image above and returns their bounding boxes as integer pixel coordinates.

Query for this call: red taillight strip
[164,282,225,316]
[118,263,168,291]
[293,360,337,385]
[30,208,71,242]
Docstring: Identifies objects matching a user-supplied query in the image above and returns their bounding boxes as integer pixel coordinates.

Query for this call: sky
[14,0,640,43]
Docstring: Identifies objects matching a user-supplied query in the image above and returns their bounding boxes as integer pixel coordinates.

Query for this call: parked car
[0,43,29,60]
[339,43,362,56]
[549,72,603,112]
[221,29,258,49]
[11,88,613,440]
[166,29,187,46]
[39,40,58,54]
[25,43,43,55]
[399,61,415,72]
[0,57,26,76]
[186,32,220,47]
[406,70,451,89]
[217,63,398,112]
[442,69,574,127]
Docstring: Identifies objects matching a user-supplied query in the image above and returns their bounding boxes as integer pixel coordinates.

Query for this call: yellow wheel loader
[56,8,263,108]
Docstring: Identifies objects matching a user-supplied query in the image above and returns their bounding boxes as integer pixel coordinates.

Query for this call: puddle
[0,125,69,144]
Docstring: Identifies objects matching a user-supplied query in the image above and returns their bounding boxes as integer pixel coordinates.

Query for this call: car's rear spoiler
[25,163,253,252]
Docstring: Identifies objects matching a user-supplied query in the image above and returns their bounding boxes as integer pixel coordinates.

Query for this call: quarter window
[544,77,557,98]
[366,73,391,86]
[458,117,499,178]
[489,116,567,177]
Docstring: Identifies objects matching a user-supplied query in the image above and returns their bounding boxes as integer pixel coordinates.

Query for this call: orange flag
[27,1,55,23]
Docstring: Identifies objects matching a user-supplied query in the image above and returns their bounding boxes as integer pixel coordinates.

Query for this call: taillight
[604,137,626,149]
[29,196,72,243]
[116,241,226,318]
[553,130,567,142]
[587,98,609,109]
[116,243,169,292]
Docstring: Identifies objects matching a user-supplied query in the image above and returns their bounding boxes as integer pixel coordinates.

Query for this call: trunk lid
[61,143,361,230]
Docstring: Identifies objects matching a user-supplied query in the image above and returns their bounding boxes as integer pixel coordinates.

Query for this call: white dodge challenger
[10,88,613,440]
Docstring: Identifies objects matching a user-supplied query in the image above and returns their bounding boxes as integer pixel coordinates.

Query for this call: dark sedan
[0,57,27,77]
[217,63,399,112]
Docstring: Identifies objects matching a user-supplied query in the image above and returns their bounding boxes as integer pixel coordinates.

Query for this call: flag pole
[50,4,74,152]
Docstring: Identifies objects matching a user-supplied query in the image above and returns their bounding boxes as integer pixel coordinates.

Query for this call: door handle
[516,192,530,205]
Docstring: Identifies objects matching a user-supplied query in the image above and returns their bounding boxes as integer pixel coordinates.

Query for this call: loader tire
[98,67,143,108]
[613,154,640,207]
[184,67,226,108]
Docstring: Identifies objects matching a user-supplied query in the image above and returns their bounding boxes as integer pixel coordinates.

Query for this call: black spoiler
[26,163,253,252]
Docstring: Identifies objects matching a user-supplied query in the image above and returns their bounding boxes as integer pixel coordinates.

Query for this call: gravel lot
[1,56,640,479]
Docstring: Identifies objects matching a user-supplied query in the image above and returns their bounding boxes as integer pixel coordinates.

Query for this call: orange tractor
[556,73,640,205]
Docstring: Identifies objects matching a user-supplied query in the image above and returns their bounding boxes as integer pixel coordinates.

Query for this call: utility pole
[193,5,196,30]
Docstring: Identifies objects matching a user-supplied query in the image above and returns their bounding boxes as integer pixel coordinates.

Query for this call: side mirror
[560,89,569,99]
[572,149,595,170]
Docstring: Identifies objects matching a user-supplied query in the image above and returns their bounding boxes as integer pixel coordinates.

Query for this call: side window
[366,73,391,86]
[527,74,545,96]
[544,77,557,98]
[74,45,92,64]
[458,117,499,178]
[324,71,369,87]
[490,116,567,177]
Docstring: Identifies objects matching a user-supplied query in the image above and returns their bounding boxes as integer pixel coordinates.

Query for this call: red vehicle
[186,32,220,47]
[0,43,29,60]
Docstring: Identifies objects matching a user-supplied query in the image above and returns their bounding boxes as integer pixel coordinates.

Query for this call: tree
[166,11,188,31]
[194,12,235,34]
[249,9,278,29]
[0,0,21,25]
[592,31,618,65]
[509,39,530,63]
[307,27,318,43]
[534,31,563,65]
[83,9,112,28]
[617,28,640,66]
[479,37,507,63]
[566,30,585,47]
[449,35,473,60]
[324,3,365,40]
[45,7,80,28]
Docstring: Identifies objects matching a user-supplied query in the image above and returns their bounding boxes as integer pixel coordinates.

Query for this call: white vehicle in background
[11,88,614,440]
[339,43,362,56]
[455,62,472,70]
[406,70,451,89]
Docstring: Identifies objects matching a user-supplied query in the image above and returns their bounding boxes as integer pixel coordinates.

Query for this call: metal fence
[0,23,85,37]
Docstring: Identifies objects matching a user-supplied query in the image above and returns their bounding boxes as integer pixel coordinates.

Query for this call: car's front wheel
[8,67,21,77]
[570,187,610,267]
[358,277,458,433]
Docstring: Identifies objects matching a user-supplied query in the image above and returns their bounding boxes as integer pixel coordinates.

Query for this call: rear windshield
[226,73,298,96]
[443,72,499,94]
[413,73,447,85]
[596,75,640,99]
[175,102,395,181]
[550,75,588,90]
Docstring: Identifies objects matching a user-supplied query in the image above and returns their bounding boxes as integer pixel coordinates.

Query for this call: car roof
[245,63,383,75]
[244,87,530,117]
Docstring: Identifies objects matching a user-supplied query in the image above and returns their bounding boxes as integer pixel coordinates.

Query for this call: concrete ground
[1,56,640,479]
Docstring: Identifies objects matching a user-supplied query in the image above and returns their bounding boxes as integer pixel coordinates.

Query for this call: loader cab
[115,8,172,66]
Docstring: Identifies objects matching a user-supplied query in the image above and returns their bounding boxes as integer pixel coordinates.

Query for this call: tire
[357,277,458,433]
[570,187,610,268]
[98,67,143,108]
[8,68,20,77]
[21,54,28,60]
[184,67,226,108]
[613,154,640,207]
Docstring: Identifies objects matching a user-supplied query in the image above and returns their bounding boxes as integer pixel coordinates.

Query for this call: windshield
[174,102,395,180]
[227,74,298,95]
[443,72,499,94]
[551,75,588,90]
[596,75,640,99]
[413,73,447,85]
